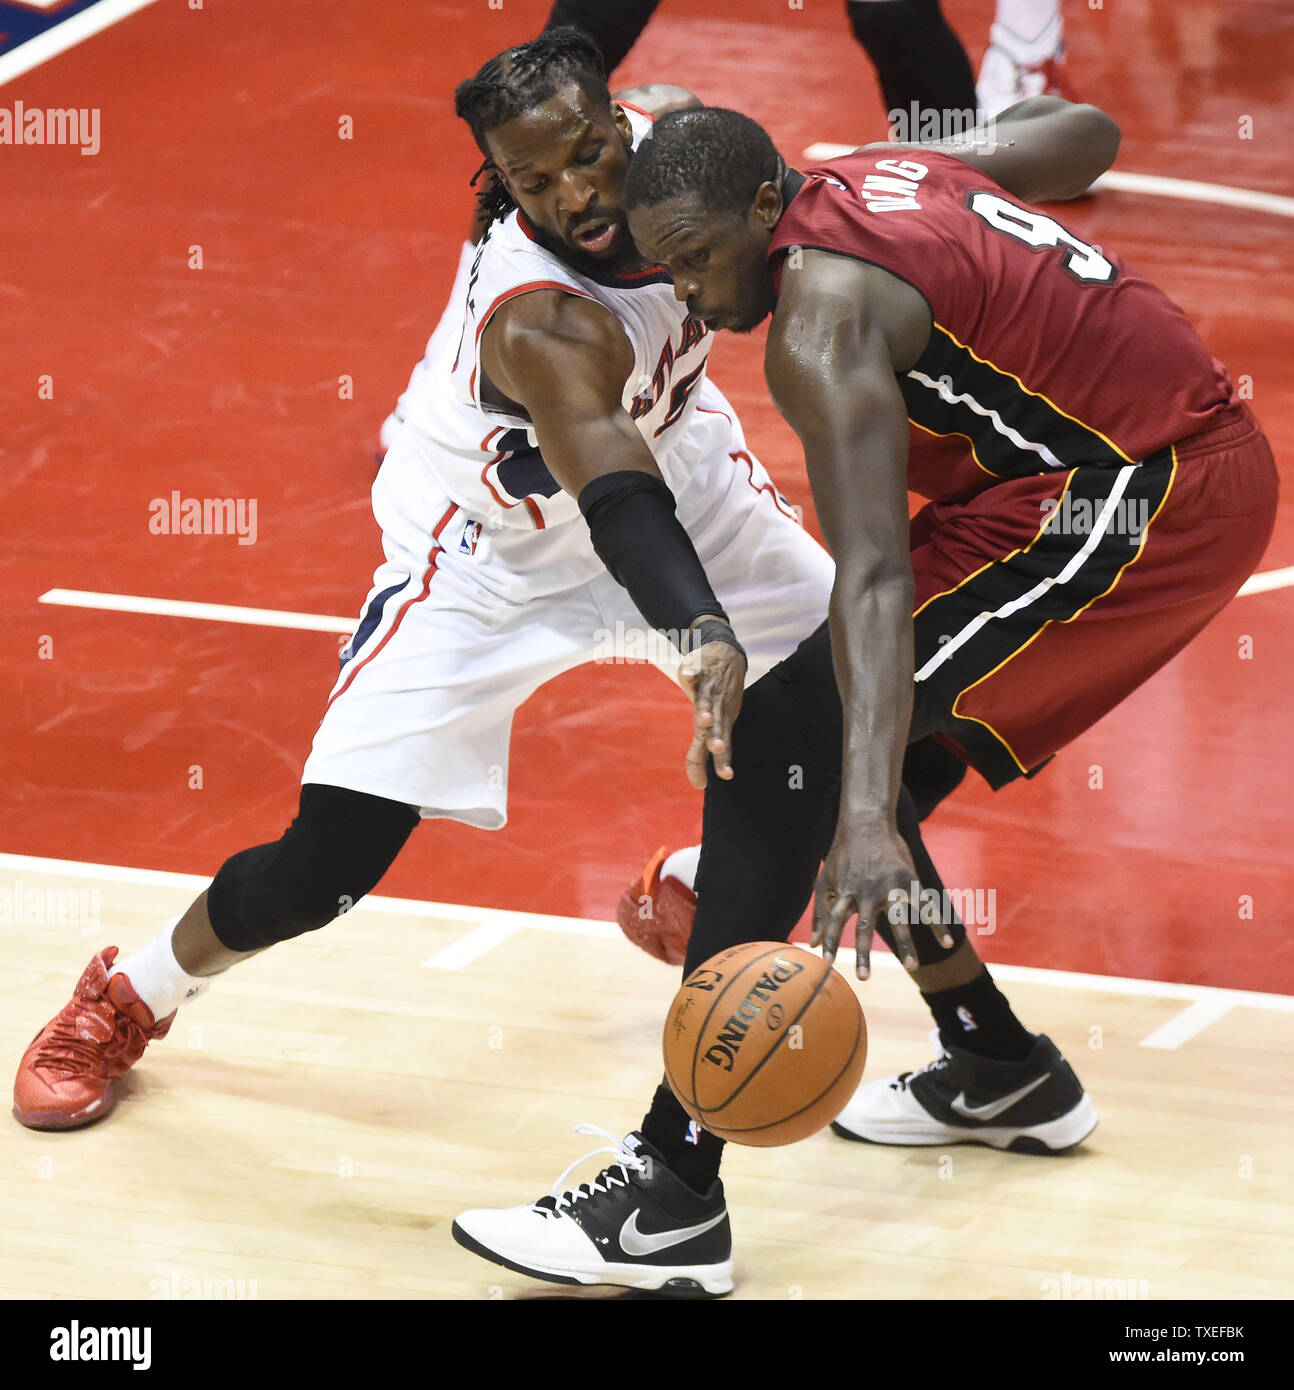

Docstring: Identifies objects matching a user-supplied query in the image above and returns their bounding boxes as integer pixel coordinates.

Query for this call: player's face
[487,83,637,271]
[628,193,778,334]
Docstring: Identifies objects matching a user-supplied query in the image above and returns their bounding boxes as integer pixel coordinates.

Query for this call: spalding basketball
[663,941,867,1147]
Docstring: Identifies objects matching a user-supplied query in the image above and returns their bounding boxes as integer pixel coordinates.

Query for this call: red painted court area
[2,0,1291,992]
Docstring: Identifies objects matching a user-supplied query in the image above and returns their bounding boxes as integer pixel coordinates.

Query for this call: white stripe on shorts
[913,463,1139,683]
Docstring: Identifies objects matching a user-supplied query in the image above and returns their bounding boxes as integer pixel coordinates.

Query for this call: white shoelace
[532,1123,649,1218]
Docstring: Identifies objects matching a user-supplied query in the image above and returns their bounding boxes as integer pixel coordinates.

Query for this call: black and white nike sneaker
[452,1125,733,1297]
[831,1030,1098,1153]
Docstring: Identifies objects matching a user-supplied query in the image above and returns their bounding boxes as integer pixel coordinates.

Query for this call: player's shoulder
[484,281,630,401]
[802,146,976,207]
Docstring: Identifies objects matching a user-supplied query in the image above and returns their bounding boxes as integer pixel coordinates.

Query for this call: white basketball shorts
[301,382,834,827]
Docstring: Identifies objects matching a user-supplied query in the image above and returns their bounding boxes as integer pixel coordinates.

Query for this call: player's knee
[207,786,418,952]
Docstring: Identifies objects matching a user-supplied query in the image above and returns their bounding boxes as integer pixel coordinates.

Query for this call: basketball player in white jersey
[12,32,833,1134]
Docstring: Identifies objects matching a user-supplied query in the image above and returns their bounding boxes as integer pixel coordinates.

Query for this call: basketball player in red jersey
[449,99,1277,1295]
[623,103,1278,1132]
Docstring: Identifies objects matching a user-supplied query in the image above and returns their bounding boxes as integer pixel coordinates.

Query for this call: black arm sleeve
[578,470,732,648]
[543,0,664,75]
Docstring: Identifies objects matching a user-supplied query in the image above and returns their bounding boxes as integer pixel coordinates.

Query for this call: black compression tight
[683,622,967,978]
[543,0,664,75]
[206,784,419,953]
[846,0,978,124]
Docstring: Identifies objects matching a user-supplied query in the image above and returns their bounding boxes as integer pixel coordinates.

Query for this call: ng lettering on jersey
[860,158,928,213]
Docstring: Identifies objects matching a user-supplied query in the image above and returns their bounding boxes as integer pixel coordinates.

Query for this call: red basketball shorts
[908,403,1279,787]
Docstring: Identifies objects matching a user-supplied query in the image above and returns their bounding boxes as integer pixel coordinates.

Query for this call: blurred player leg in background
[846,0,977,134]
[977,0,1076,116]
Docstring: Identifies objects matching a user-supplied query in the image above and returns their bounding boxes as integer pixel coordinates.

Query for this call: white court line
[39,588,356,634]
[34,551,1294,642]
[0,0,162,89]
[422,919,523,970]
[1238,565,1294,598]
[1092,170,1294,220]
[1139,997,1236,1051]
[1,852,1290,1024]
[802,144,1294,221]
[420,916,619,969]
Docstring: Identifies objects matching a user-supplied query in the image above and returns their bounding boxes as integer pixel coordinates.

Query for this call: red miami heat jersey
[769,150,1239,503]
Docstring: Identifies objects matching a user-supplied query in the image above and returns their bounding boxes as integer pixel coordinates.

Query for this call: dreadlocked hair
[455,27,612,226]
[623,107,781,219]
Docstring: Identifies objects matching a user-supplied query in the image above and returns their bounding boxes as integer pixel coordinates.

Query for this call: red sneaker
[12,947,175,1131]
[616,846,697,967]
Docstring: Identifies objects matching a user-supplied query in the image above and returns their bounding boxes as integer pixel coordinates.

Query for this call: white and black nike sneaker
[832,1030,1097,1153]
[452,1125,733,1297]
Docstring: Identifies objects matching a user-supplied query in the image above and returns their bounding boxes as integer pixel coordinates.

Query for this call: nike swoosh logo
[950,1072,1051,1122]
[619,1207,726,1257]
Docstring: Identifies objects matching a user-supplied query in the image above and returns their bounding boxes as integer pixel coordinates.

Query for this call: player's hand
[812,817,931,980]
[679,633,746,789]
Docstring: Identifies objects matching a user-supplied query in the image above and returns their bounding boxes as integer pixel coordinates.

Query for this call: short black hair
[623,107,781,218]
[454,27,612,225]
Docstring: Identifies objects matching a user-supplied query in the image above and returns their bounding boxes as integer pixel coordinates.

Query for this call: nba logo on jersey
[459,520,483,556]
[685,1120,701,1146]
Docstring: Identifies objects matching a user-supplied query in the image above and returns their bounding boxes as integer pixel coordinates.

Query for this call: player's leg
[443,405,986,1291]
[451,623,1003,1294]
[11,431,613,1130]
[611,384,834,964]
[978,0,1075,118]
[835,419,1279,1149]
[542,0,663,77]
[11,780,421,1131]
[454,396,843,1296]
[846,0,978,135]
[631,621,1079,1195]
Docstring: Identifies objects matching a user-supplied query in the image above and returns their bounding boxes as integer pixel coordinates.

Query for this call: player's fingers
[885,893,920,971]
[928,894,957,950]
[809,872,834,949]
[854,911,875,981]
[705,671,744,781]
[705,716,734,780]
[822,895,856,968]
[684,728,710,789]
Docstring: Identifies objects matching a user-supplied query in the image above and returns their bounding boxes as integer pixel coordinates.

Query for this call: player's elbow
[1050,104,1120,199]
[1074,103,1121,179]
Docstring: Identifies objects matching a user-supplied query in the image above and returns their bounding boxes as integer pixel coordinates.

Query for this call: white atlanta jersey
[302,109,834,823]
[399,107,713,532]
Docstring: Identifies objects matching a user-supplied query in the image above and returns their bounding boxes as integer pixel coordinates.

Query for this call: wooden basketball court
[2,0,1292,1306]
[4,857,1291,1301]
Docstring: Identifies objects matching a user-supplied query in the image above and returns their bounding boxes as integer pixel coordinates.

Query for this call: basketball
[663,941,867,1147]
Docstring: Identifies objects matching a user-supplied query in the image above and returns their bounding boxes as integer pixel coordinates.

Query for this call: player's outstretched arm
[482,291,746,782]
[766,252,945,979]
[868,96,1120,202]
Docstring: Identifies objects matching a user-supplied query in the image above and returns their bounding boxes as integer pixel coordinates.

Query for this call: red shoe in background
[616,846,697,967]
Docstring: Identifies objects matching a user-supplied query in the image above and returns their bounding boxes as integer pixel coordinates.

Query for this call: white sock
[662,845,701,892]
[108,918,211,1020]
[991,0,1063,63]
